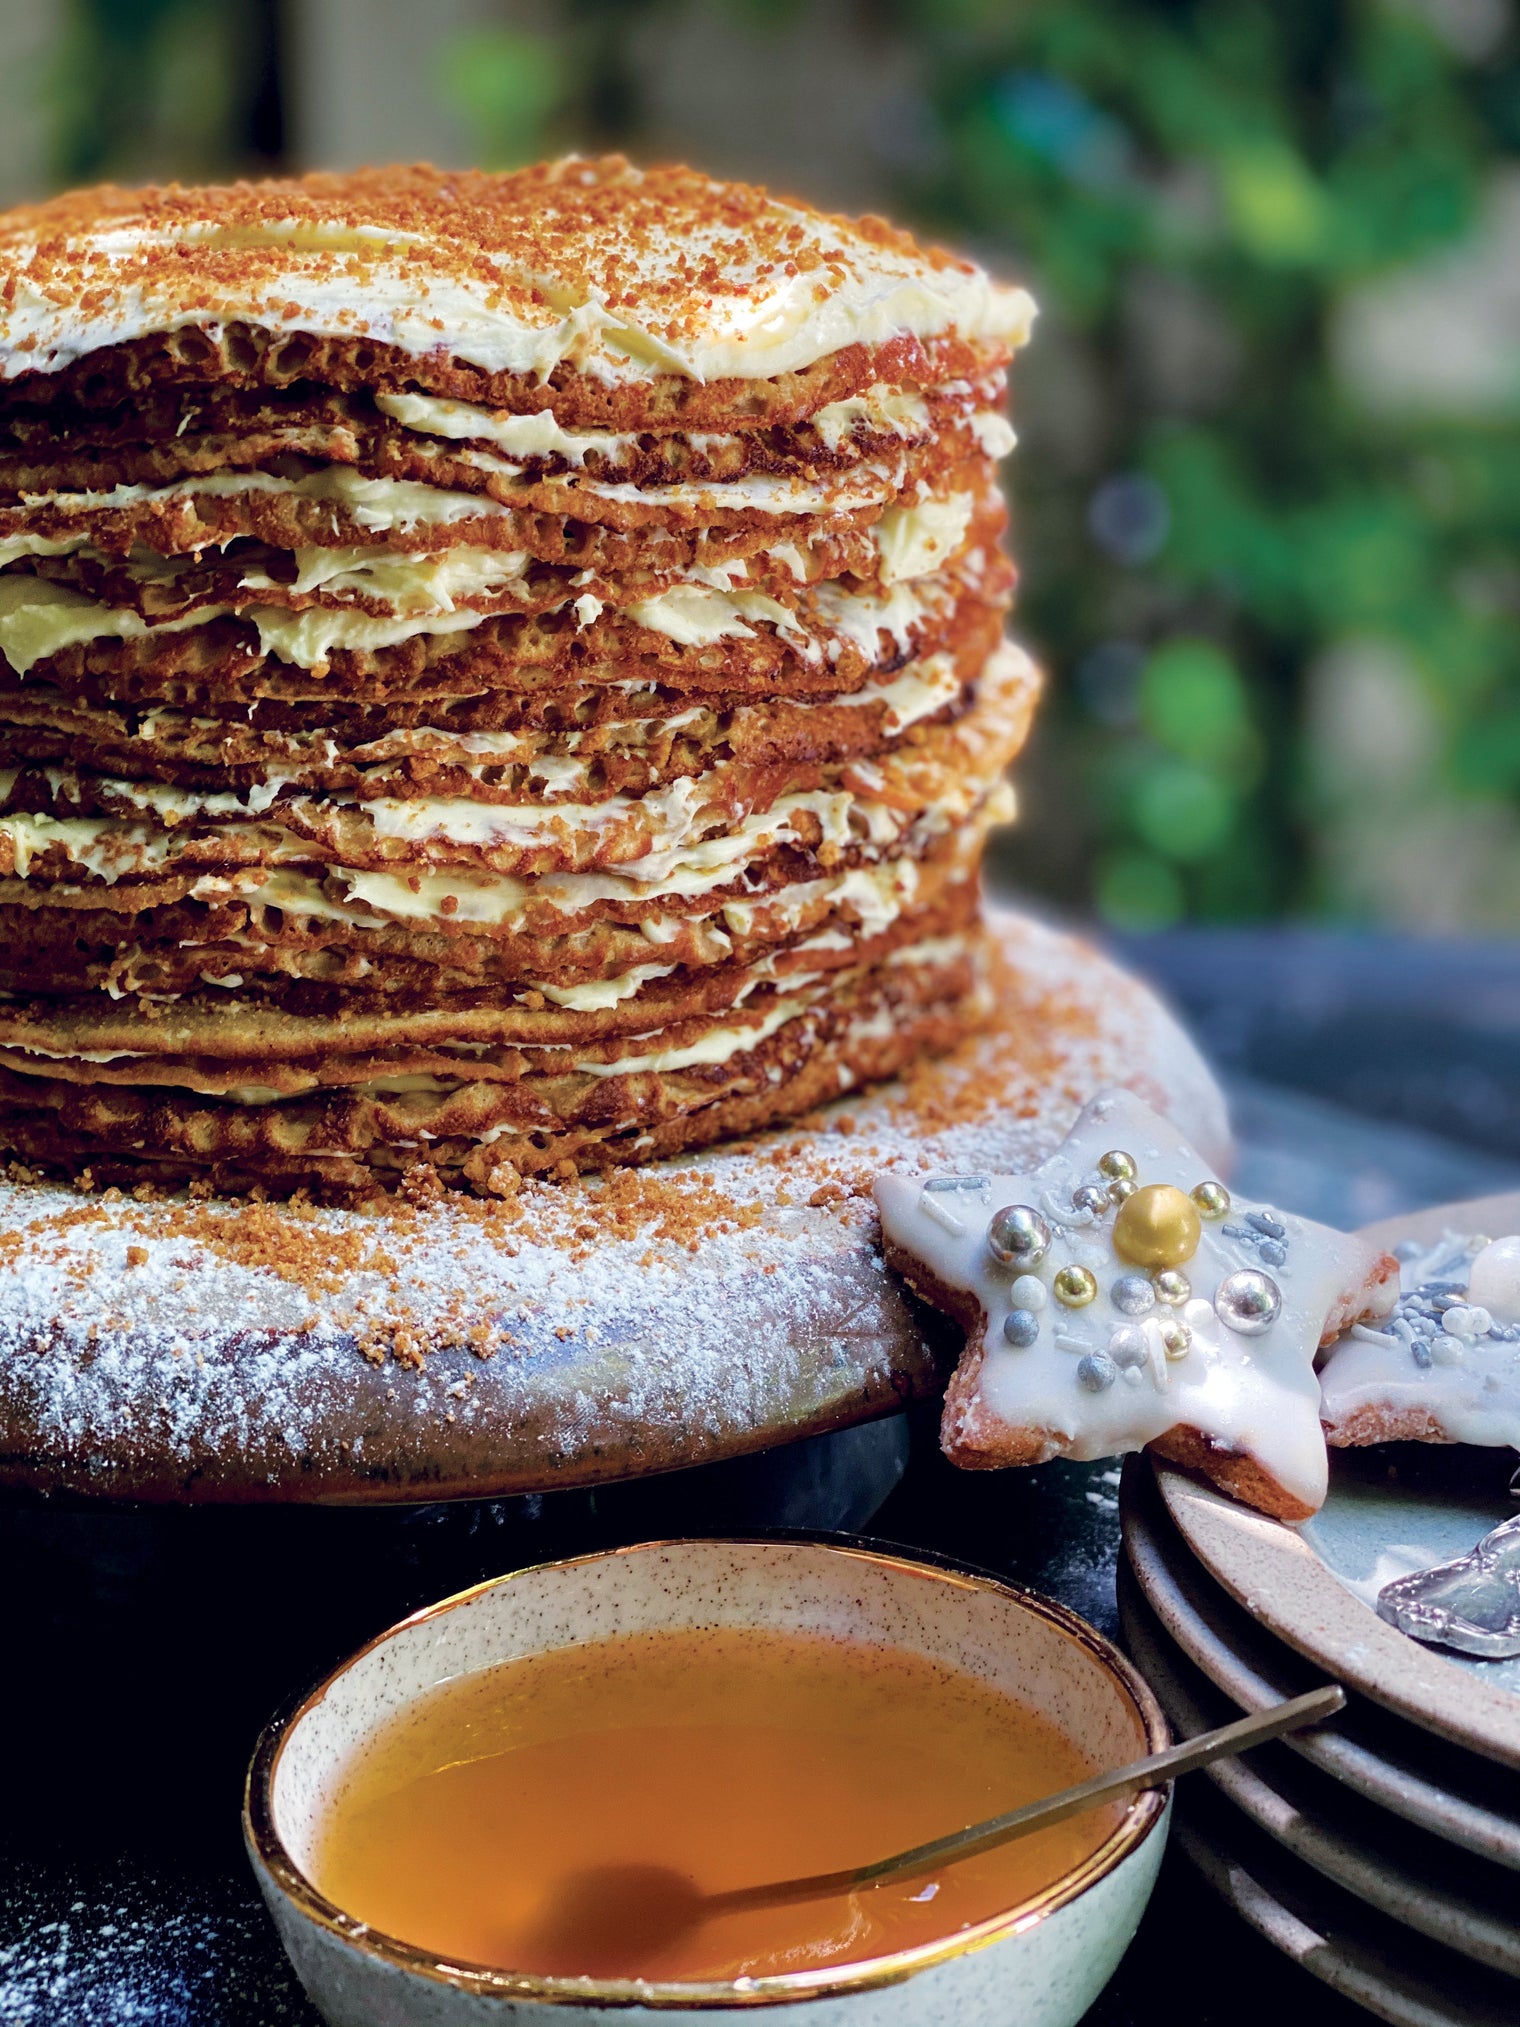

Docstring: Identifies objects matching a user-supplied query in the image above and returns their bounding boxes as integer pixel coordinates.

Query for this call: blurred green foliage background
[15,0,1520,931]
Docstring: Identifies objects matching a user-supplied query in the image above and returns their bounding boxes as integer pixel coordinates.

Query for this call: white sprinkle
[920,1194,967,1235]
[1445,1304,1492,1338]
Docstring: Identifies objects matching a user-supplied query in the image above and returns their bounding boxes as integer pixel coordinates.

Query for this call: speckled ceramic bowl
[244,1537,1169,2025]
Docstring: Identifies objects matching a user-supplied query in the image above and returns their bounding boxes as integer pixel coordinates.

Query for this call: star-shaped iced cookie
[875,1087,1398,1519]
[1319,1226,1520,1451]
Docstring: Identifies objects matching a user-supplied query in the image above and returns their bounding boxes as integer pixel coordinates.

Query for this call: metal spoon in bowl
[522,1684,1345,1974]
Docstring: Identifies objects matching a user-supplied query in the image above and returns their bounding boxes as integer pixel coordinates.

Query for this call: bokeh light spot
[1088,473,1171,564]
[1221,141,1327,263]
[1096,849,1185,929]
[1132,761,1237,862]
[1077,640,1146,727]
[1141,638,1258,773]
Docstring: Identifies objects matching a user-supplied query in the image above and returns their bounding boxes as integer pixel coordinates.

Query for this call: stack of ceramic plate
[1120,1447,1520,2027]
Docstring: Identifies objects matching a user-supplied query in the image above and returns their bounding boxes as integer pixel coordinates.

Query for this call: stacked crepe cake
[0,159,1037,1199]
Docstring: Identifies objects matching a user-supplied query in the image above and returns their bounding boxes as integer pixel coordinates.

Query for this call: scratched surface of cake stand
[0,906,1227,1505]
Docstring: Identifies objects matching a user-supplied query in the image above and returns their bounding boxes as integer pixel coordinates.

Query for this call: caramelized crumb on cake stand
[0,908,1226,1503]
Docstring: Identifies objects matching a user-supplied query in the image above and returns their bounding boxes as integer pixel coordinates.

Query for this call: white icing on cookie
[876,1087,1395,1514]
[1319,1228,1520,1450]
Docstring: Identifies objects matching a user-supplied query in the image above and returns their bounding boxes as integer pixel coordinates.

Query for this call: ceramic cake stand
[0,906,1227,1504]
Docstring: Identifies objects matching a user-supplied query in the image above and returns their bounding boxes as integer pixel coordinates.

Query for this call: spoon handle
[720,1683,1344,1912]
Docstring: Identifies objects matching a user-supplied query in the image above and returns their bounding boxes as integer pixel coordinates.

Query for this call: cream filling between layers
[811,386,933,448]
[0,778,914,885]
[0,928,978,1108]
[412,448,900,517]
[0,513,969,674]
[374,392,638,465]
[219,964,915,1112]
[118,649,960,802]
[874,493,974,585]
[0,633,1028,905]
[0,575,490,676]
[571,991,809,1078]
[374,382,945,461]
[13,466,517,531]
[0,642,996,867]
[625,583,807,649]
[0,776,1015,936]
[236,544,530,608]
[9,847,962,1016]
[8,455,992,541]
[0,650,962,810]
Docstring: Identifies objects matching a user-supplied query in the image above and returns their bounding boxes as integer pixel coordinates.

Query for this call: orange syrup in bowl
[309,1626,1124,1984]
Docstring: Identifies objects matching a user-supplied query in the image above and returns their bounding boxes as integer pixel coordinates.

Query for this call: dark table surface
[5,926,1520,2027]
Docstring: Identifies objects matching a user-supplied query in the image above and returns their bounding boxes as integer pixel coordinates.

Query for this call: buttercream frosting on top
[0,157,1037,385]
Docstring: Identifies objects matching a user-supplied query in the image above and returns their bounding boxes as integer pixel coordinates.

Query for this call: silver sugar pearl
[1108,1325,1150,1369]
[987,1203,1052,1269]
[1111,1273,1156,1317]
[1003,1308,1041,1349]
[1076,1352,1118,1392]
[1215,1269,1283,1336]
[1072,1184,1111,1218]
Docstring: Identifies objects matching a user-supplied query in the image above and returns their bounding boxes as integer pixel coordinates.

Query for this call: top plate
[0,907,1227,1506]
[1158,1190,1520,1769]
[1160,1462,1520,1767]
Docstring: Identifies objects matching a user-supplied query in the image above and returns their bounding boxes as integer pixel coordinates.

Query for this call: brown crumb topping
[0,158,984,360]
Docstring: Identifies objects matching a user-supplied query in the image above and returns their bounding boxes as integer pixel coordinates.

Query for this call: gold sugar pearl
[1158,1318,1193,1360]
[1098,1150,1138,1182]
[1192,1180,1231,1220]
[1152,1268,1191,1306]
[1106,1176,1138,1206]
[1053,1264,1098,1308]
[1112,1183,1201,1270]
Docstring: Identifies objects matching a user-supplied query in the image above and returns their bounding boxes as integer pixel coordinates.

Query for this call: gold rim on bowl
[244,1533,1170,2011]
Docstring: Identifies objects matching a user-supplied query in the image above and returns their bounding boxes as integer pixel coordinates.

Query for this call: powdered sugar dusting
[0,910,1226,1500]
[0,1865,314,2024]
